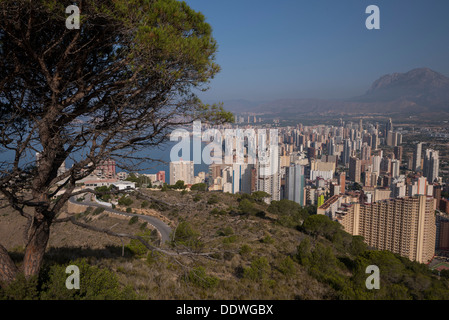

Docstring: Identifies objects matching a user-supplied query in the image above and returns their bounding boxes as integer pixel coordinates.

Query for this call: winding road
[69,194,172,245]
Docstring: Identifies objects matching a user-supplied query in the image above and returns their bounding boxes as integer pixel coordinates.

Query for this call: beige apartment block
[336,195,436,263]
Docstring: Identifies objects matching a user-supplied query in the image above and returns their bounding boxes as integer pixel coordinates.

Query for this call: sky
[185,0,449,102]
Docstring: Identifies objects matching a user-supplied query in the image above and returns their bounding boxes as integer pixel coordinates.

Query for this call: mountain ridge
[221,68,449,118]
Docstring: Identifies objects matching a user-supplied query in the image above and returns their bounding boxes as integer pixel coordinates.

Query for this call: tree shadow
[43,245,134,265]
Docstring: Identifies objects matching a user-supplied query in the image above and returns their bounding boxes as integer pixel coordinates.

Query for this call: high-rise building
[339,172,346,194]
[257,161,281,204]
[232,164,254,194]
[413,142,423,172]
[156,171,166,183]
[361,143,371,161]
[169,160,194,185]
[423,149,439,183]
[393,146,403,163]
[385,118,393,136]
[342,139,352,166]
[94,159,116,179]
[391,159,400,179]
[349,156,361,183]
[371,133,379,151]
[336,195,436,263]
[285,164,305,206]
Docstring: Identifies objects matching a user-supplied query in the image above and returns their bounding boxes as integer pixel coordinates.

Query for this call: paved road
[69,195,172,245]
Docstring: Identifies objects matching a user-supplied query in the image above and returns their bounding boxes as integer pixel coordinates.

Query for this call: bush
[126,229,158,258]
[243,257,270,281]
[0,274,39,300]
[207,194,219,205]
[193,194,202,202]
[222,235,238,244]
[118,196,133,206]
[238,198,257,215]
[92,207,104,215]
[126,207,132,213]
[171,222,203,249]
[191,183,207,191]
[260,235,274,244]
[141,200,149,208]
[39,259,136,300]
[239,244,253,256]
[278,256,295,276]
[185,267,219,289]
[268,200,309,228]
[216,226,234,236]
[128,216,138,225]
[301,214,342,240]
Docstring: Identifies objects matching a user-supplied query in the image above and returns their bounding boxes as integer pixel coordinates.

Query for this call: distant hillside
[223,68,449,118]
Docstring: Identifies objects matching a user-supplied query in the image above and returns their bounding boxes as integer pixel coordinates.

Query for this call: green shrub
[239,244,253,256]
[260,235,274,244]
[171,222,203,249]
[207,194,219,205]
[92,207,104,215]
[128,216,138,225]
[126,230,158,258]
[39,259,136,300]
[238,198,257,215]
[243,257,270,281]
[191,183,207,191]
[126,207,132,213]
[185,267,219,289]
[222,235,238,244]
[216,226,234,236]
[278,256,295,275]
[0,273,39,300]
[141,200,149,208]
[118,196,133,206]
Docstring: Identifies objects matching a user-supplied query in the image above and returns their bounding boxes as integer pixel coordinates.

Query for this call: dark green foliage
[191,183,207,191]
[172,180,186,190]
[185,267,219,289]
[207,194,220,205]
[126,207,132,213]
[216,227,234,236]
[0,260,135,300]
[222,235,238,244]
[239,244,252,256]
[193,194,202,202]
[238,198,258,215]
[243,257,270,281]
[210,208,227,215]
[260,235,274,244]
[94,186,113,202]
[141,200,149,208]
[268,199,309,228]
[118,196,133,206]
[92,207,105,215]
[277,256,295,276]
[301,214,343,240]
[251,191,270,203]
[128,216,138,225]
[0,274,39,300]
[126,230,158,258]
[171,221,203,249]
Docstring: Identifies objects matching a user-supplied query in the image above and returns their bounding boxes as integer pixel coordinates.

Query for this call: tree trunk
[22,217,51,278]
[0,244,18,285]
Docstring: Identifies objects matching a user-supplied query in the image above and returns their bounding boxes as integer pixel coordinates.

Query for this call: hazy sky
[185,0,449,102]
